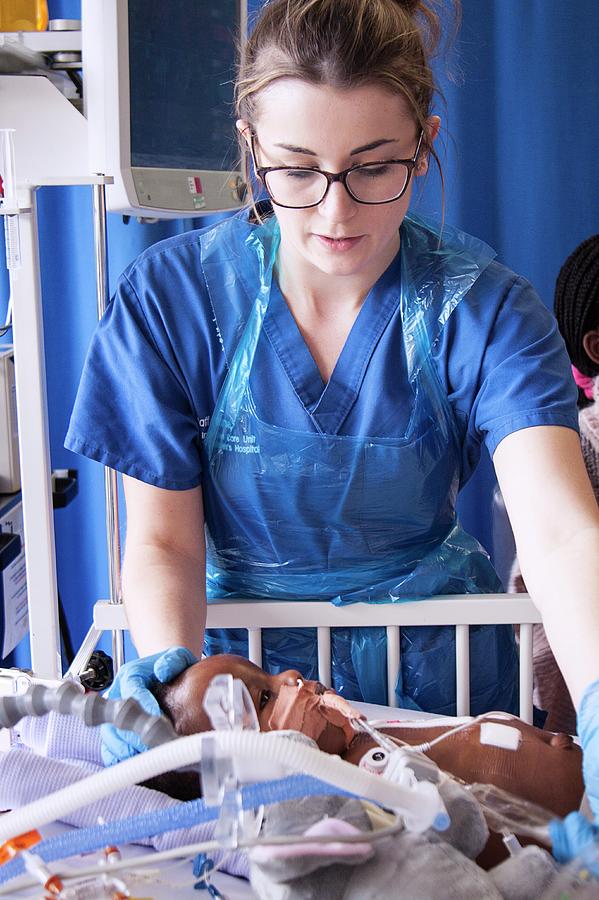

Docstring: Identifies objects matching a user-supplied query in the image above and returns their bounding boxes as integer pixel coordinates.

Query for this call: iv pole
[91,183,124,672]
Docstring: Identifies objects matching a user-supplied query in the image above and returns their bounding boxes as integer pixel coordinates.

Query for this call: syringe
[0,129,22,274]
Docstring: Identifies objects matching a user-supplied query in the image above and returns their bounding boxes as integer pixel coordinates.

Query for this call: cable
[57,590,75,665]
[0,814,404,897]
[0,295,13,337]
[371,710,519,754]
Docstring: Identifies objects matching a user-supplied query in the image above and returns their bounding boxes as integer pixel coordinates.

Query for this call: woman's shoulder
[446,256,551,357]
[467,257,537,307]
[122,211,256,284]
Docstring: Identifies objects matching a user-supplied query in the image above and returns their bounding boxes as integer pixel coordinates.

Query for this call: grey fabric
[427,778,489,859]
[250,860,358,900]
[249,794,374,900]
[254,795,374,881]
[489,845,558,899]
[251,830,505,900]
[345,833,503,900]
[249,790,504,899]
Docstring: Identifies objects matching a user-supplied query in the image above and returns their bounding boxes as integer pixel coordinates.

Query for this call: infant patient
[152,653,583,818]
[149,654,585,897]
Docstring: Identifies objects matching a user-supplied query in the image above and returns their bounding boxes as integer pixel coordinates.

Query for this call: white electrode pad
[479,721,522,751]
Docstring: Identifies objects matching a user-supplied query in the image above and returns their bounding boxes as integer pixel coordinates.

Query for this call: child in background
[510,234,599,733]
[557,235,599,500]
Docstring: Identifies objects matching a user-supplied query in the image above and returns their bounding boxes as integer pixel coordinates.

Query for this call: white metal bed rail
[93,593,542,723]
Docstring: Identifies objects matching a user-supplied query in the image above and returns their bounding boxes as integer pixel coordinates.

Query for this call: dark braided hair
[554,234,599,379]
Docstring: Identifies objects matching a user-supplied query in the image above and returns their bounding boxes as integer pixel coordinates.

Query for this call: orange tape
[0,829,42,866]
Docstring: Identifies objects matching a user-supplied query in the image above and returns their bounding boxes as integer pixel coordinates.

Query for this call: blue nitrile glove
[549,677,599,864]
[101,646,197,767]
[579,676,599,821]
[550,812,599,864]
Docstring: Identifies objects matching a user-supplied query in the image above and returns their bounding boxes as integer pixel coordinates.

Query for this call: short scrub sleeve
[439,263,579,480]
[65,272,202,490]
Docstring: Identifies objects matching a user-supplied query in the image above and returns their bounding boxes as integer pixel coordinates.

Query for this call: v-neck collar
[263,250,402,434]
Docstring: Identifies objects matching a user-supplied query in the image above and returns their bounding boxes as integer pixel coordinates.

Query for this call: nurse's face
[240,80,437,285]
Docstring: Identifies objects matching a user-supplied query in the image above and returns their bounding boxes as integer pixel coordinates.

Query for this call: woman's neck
[275,231,400,316]
[276,262,368,320]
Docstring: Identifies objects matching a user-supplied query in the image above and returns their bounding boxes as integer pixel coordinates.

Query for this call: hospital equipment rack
[88,592,542,724]
[0,38,124,684]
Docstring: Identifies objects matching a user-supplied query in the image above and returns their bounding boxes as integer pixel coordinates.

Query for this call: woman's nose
[318,180,357,223]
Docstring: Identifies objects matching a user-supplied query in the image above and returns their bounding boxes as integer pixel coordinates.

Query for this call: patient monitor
[83,0,248,218]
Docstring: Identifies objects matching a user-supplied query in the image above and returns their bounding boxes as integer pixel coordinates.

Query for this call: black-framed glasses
[250,130,425,209]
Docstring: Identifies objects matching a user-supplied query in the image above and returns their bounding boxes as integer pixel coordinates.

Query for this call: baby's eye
[259,689,272,710]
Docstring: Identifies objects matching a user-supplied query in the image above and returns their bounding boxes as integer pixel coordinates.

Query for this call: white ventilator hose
[0,730,444,843]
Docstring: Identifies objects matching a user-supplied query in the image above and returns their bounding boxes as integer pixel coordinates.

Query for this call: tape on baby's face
[267,683,362,754]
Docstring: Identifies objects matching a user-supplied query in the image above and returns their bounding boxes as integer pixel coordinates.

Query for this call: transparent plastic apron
[200,214,518,714]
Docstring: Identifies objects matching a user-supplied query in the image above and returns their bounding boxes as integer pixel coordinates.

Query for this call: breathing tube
[0,774,360,888]
[0,727,444,849]
[0,681,176,748]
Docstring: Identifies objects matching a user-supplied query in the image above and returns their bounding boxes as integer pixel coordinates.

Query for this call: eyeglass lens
[264,163,410,207]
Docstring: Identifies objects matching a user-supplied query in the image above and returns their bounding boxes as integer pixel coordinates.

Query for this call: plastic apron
[200,213,518,715]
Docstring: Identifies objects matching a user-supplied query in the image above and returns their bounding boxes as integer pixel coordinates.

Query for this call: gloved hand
[101,646,197,767]
[579,676,599,821]
[549,676,599,864]
[550,811,598,865]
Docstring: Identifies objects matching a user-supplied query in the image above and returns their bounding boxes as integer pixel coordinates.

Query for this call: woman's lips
[314,234,364,252]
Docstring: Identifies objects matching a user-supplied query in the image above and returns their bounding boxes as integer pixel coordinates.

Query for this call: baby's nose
[301,679,327,695]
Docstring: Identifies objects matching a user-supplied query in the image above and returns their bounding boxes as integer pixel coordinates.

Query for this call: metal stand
[0,70,123,688]
[92,182,124,672]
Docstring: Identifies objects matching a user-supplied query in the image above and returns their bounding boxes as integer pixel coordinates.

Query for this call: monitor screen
[128,0,239,173]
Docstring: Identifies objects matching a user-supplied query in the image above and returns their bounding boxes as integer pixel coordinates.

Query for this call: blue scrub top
[65,213,578,492]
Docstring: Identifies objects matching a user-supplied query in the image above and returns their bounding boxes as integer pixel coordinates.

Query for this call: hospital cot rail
[91,593,542,724]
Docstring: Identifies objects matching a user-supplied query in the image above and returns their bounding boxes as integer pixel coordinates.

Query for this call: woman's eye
[284,169,317,180]
[359,164,391,179]
[259,689,272,710]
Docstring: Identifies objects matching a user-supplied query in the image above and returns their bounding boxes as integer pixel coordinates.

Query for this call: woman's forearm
[519,526,599,708]
[494,426,599,709]
[122,540,206,657]
[121,478,207,658]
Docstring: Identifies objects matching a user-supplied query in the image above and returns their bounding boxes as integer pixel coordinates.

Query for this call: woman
[65,0,599,818]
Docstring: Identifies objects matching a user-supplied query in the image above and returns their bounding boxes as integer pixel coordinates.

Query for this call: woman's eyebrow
[272,138,399,156]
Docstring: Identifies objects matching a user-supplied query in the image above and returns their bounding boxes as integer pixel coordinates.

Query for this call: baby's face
[156,654,362,753]
[158,654,328,733]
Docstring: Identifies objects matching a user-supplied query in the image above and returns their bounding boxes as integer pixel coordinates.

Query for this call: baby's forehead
[194,654,270,683]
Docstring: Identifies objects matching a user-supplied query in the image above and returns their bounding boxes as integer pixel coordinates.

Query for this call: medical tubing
[0,730,438,846]
[0,682,176,748]
[0,775,343,888]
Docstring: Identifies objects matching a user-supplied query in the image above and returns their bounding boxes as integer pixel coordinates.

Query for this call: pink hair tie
[572,365,595,400]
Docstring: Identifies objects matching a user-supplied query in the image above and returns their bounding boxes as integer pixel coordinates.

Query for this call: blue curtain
[420,0,599,555]
[2,0,598,666]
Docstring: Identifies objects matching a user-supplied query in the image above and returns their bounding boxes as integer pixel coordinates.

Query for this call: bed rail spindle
[518,623,534,724]
[317,627,332,688]
[455,624,470,716]
[386,626,401,707]
[248,628,263,668]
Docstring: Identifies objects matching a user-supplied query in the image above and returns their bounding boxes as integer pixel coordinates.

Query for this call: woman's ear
[236,119,253,147]
[582,329,599,367]
[427,115,441,144]
[415,115,441,176]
